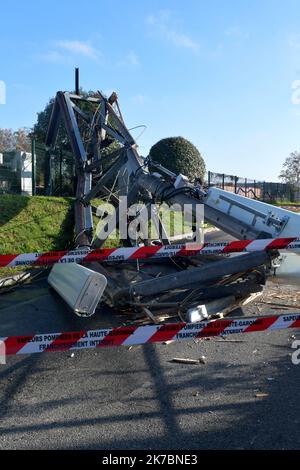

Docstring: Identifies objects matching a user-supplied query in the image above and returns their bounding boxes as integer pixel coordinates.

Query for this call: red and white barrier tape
[1,313,300,355]
[1,237,300,269]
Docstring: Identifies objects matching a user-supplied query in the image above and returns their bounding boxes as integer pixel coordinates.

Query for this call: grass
[270,201,300,206]
[268,201,300,212]
[0,195,124,278]
[91,198,212,243]
[0,194,214,279]
[0,195,75,253]
[0,195,75,278]
[91,199,121,248]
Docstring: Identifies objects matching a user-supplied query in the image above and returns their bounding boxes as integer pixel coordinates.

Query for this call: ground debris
[127,345,140,351]
[171,356,206,365]
[216,338,245,343]
[254,392,269,398]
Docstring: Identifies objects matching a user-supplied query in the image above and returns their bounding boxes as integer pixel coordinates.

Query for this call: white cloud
[127,51,139,66]
[146,14,157,26]
[55,40,100,59]
[225,26,249,39]
[289,33,300,50]
[287,33,300,71]
[132,94,146,104]
[167,30,200,51]
[146,10,199,53]
[37,39,101,64]
[0,80,6,105]
[37,50,68,63]
[116,51,140,67]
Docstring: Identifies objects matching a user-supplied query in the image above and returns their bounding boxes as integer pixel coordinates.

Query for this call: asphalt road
[0,231,300,450]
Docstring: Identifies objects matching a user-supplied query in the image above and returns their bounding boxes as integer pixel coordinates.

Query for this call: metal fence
[1,147,297,203]
[207,171,295,202]
[35,142,75,196]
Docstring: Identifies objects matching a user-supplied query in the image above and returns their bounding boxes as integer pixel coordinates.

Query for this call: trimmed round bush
[149,136,205,182]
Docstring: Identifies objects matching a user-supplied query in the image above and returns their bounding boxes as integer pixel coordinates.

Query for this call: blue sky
[1,0,300,181]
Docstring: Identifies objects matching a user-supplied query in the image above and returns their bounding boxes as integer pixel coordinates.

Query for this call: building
[0,150,32,195]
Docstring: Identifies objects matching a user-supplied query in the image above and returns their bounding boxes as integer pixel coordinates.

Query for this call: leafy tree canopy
[279,151,300,184]
[32,88,97,148]
[0,127,31,153]
[32,89,121,158]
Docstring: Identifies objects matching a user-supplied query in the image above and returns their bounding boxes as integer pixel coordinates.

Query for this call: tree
[0,128,15,152]
[0,127,31,153]
[33,96,70,148]
[279,151,300,184]
[32,90,121,194]
[32,98,55,144]
[149,136,206,182]
[33,88,101,147]
[14,127,31,152]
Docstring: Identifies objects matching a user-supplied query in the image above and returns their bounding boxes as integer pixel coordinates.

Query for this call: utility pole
[31,138,36,196]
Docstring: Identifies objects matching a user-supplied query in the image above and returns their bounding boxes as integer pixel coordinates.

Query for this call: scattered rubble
[171,357,206,365]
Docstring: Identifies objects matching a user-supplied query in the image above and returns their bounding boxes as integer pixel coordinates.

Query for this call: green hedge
[149,136,205,181]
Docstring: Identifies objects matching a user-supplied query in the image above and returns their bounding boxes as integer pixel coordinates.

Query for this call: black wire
[160,186,198,203]
[134,156,149,176]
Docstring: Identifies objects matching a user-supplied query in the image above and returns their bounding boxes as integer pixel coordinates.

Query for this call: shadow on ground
[0,332,299,450]
[0,194,29,228]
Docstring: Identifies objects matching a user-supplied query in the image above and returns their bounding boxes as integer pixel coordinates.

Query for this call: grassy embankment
[0,195,75,278]
[0,194,204,278]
